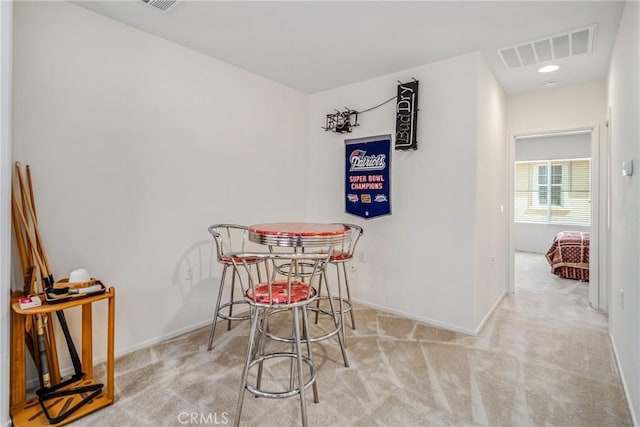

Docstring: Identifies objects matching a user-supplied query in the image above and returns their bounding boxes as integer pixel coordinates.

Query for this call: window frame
[534,163,564,208]
[515,157,591,226]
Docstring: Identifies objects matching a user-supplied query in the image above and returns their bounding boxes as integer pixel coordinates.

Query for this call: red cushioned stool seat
[220,255,260,265]
[247,281,316,304]
[329,251,350,261]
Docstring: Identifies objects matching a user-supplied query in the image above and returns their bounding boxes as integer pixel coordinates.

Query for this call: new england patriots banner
[345,135,391,219]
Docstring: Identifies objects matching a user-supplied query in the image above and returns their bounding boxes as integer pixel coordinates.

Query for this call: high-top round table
[248,222,350,247]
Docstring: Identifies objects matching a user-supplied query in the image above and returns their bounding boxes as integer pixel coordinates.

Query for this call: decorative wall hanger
[322,77,419,151]
[322,109,359,133]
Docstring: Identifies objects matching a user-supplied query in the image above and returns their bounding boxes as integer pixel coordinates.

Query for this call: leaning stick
[11,190,46,273]
[15,163,33,258]
[15,163,61,385]
[10,201,29,274]
[11,187,35,347]
[26,165,36,221]
[35,315,50,387]
[12,186,50,387]
[10,167,33,291]
[11,184,41,378]
[15,163,52,276]
[24,164,61,384]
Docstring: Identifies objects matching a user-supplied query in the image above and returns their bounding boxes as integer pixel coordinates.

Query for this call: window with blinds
[514,158,591,226]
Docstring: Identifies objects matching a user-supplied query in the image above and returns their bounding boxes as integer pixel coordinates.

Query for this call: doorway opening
[508,129,603,311]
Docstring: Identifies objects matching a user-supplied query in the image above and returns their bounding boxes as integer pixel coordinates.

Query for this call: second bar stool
[207,224,261,351]
[315,223,363,342]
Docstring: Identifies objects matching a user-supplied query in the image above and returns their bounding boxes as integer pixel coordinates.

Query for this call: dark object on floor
[545,231,590,281]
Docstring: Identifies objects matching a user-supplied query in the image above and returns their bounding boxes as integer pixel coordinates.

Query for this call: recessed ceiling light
[539,65,560,73]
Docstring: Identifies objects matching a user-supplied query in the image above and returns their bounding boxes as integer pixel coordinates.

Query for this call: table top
[248,222,350,247]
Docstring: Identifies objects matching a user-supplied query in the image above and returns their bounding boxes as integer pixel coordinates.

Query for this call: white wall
[474,56,508,327]
[508,81,606,135]
[307,52,506,333]
[607,1,640,424]
[514,133,591,253]
[0,2,13,425]
[515,224,590,254]
[12,1,309,366]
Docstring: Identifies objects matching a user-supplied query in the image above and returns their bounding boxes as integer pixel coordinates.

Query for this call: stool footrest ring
[273,262,324,278]
[259,308,341,344]
[245,352,317,399]
[314,295,353,313]
[215,300,251,322]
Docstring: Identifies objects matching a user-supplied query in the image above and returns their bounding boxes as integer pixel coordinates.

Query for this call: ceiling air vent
[497,24,596,69]
[141,0,178,12]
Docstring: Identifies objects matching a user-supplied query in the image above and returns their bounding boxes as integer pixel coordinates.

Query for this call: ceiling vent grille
[497,24,596,69]
[141,0,178,12]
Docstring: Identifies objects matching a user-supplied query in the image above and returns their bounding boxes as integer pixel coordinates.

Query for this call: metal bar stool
[231,251,331,427]
[206,224,261,351]
[315,223,363,344]
[264,247,350,367]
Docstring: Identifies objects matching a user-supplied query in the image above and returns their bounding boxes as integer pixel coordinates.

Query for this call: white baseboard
[473,290,507,336]
[353,290,506,337]
[352,298,477,335]
[113,318,214,360]
[609,331,638,427]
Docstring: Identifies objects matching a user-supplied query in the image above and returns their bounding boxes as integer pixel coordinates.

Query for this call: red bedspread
[545,231,590,281]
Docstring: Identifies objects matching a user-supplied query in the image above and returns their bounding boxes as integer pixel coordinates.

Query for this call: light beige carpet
[74,252,631,426]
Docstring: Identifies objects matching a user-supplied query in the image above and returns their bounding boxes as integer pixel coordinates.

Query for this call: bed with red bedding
[545,231,590,281]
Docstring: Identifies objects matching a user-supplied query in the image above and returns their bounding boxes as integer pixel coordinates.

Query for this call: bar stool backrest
[331,223,363,262]
[231,252,331,307]
[208,224,251,263]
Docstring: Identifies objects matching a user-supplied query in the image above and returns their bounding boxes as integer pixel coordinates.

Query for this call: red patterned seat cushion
[330,251,351,261]
[219,255,260,265]
[317,250,352,261]
[246,281,315,304]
